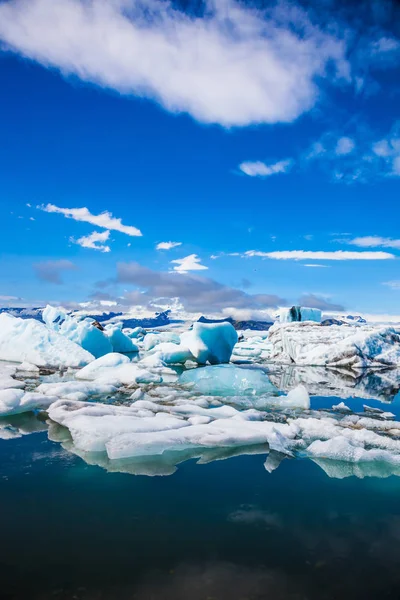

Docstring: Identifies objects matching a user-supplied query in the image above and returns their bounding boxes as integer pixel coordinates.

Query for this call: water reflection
[268,365,400,403]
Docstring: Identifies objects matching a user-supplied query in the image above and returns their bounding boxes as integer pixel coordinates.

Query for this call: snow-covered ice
[0,313,94,368]
[268,322,400,369]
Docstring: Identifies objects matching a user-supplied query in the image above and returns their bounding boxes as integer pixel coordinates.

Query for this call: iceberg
[180,321,238,364]
[0,313,94,368]
[143,332,180,351]
[268,322,400,369]
[0,388,59,416]
[43,304,113,358]
[179,364,277,396]
[104,324,139,353]
[279,306,321,323]
[75,353,162,386]
[150,342,194,365]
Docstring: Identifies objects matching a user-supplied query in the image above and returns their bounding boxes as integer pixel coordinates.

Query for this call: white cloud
[171,254,208,273]
[244,250,395,260]
[0,0,349,128]
[383,280,400,289]
[156,241,182,251]
[335,136,355,155]
[38,203,142,236]
[303,264,330,268]
[71,230,111,253]
[349,236,400,249]
[239,159,293,177]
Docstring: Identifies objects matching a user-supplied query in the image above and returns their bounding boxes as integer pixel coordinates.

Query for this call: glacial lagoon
[2,364,400,600]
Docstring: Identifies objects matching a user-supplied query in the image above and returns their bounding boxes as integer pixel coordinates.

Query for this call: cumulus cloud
[38,203,142,236]
[239,159,293,177]
[115,261,285,313]
[156,241,182,250]
[298,293,344,311]
[349,236,400,249]
[33,259,77,284]
[0,0,350,128]
[335,136,355,155]
[171,254,208,273]
[71,230,111,252]
[244,250,395,260]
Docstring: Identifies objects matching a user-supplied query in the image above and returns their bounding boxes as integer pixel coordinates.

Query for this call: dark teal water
[2,410,400,600]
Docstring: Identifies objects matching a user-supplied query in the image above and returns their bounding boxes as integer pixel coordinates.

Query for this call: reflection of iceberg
[0,411,48,440]
[268,365,400,403]
[312,458,400,479]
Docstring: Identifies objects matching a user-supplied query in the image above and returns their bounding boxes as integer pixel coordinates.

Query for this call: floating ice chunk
[42,304,68,330]
[75,353,162,386]
[76,353,131,380]
[104,324,139,353]
[151,343,194,365]
[143,332,180,351]
[280,306,321,323]
[306,436,400,465]
[268,322,400,369]
[0,376,25,390]
[332,401,351,412]
[0,388,59,416]
[0,313,94,368]
[43,305,113,358]
[125,327,146,339]
[59,318,113,358]
[180,322,238,364]
[179,364,277,396]
[18,361,40,373]
[36,380,118,401]
[284,385,310,409]
[48,399,189,452]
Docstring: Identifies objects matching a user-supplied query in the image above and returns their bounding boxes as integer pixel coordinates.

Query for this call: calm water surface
[2,393,400,600]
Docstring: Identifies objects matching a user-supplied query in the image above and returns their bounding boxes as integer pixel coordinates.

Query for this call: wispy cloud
[71,230,111,253]
[349,236,400,250]
[0,0,350,128]
[383,281,400,290]
[38,203,142,236]
[171,254,208,273]
[239,159,293,178]
[156,241,182,251]
[244,250,395,260]
[33,259,77,284]
[303,264,330,268]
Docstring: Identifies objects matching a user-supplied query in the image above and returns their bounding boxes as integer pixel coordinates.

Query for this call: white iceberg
[0,388,59,416]
[180,321,238,365]
[75,353,162,386]
[143,332,180,351]
[0,313,94,368]
[43,304,112,358]
[268,322,400,369]
[104,324,139,353]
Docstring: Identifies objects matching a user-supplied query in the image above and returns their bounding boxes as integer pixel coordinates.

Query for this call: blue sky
[1,0,400,318]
